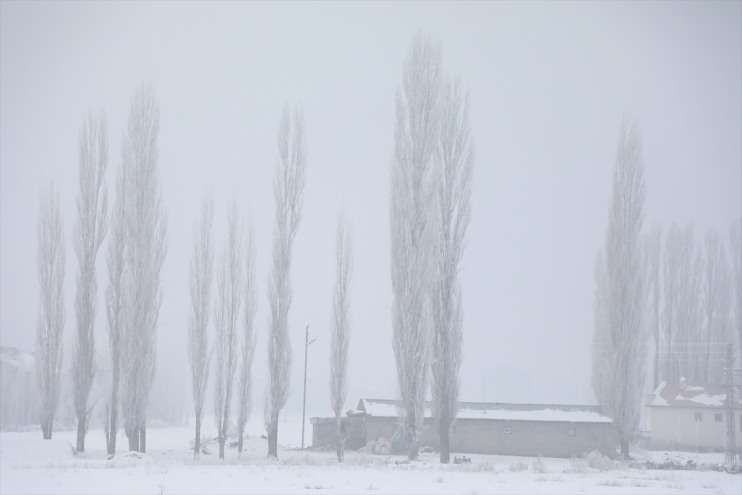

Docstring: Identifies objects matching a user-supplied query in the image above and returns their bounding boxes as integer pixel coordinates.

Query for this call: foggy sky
[1,1,740,419]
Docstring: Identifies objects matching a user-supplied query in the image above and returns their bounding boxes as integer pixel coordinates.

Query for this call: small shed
[311,398,617,458]
[648,380,742,451]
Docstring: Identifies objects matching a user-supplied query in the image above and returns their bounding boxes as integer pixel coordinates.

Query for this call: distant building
[648,380,742,451]
[311,398,617,458]
[0,346,38,429]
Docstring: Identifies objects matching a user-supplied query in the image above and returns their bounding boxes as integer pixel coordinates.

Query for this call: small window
[503,426,512,435]
[694,413,702,423]
[567,427,576,437]
[714,413,723,423]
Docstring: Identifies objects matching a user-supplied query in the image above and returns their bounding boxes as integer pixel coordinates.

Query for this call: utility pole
[725,343,737,465]
[301,325,316,450]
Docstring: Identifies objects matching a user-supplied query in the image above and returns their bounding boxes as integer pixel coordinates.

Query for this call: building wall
[449,418,617,458]
[314,415,617,458]
[650,407,742,450]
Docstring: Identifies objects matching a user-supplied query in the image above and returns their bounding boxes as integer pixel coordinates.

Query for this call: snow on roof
[357,399,612,423]
[676,393,726,407]
[0,346,35,371]
[649,381,741,409]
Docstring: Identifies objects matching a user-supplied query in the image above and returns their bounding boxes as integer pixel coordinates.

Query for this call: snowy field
[1,419,739,495]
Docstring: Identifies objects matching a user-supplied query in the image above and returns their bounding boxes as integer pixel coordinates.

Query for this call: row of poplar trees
[591,117,742,460]
[36,83,166,455]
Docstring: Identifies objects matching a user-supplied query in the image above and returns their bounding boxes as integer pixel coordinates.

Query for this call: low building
[311,398,617,458]
[648,380,742,451]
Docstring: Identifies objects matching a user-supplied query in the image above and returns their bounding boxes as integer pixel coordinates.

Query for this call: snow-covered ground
[1,419,739,495]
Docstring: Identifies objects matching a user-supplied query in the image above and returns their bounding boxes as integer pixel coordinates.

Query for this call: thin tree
[265,105,306,458]
[642,226,662,388]
[591,249,610,407]
[431,76,473,464]
[730,219,742,360]
[330,214,353,462]
[390,35,441,460]
[36,183,66,440]
[701,230,730,382]
[674,224,702,381]
[592,119,647,460]
[236,218,257,455]
[105,158,127,455]
[662,224,681,381]
[72,111,108,453]
[213,199,243,460]
[120,83,167,453]
[187,197,214,459]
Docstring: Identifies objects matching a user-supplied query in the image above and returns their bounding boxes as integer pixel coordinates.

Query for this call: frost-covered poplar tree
[592,119,646,460]
[642,226,662,388]
[390,35,441,461]
[673,224,702,380]
[72,111,108,453]
[36,183,66,440]
[236,218,257,455]
[701,230,730,382]
[187,197,214,459]
[330,214,352,462]
[699,230,731,383]
[431,76,472,464]
[120,83,167,453]
[662,224,681,381]
[214,200,243,460]
[591,250,610,407]
[105,159,126,455]
[730,219,742,361]
[265,105,306,459]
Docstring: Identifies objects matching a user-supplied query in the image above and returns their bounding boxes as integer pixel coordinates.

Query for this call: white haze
[1,1,740,421]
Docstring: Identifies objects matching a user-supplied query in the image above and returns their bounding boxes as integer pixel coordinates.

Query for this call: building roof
[0,346,34,371]
[648,381,742,409]
[357,398,612,424]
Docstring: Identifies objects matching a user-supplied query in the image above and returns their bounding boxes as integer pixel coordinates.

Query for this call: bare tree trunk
[76,417,86,452]
[237,432,243,454]
[218,434,225,459]
[408,437,419,461]
[194,414,202,458]
[127,427,139,452]
[42,424,51,440]
[267,426,278,458]
[620,436,630,460]
[335,415,342,462]
[139,424,146,453]
[438,417,451,463]
[107,368,119,455]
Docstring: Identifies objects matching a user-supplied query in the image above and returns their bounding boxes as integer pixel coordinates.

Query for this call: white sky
[1,1,740,417]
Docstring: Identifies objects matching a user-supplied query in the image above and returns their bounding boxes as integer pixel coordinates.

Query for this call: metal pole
[301,325,315,450]
[725,343,737,465]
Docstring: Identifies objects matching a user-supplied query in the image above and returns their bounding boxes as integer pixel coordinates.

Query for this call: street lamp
[301,325,316,450]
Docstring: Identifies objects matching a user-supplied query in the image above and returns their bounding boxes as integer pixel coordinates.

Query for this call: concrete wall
[449,418,617,458]
[314,415,617,458]
[650,407,742,451]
